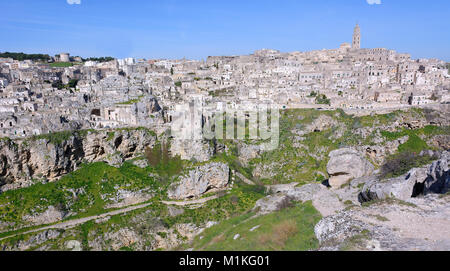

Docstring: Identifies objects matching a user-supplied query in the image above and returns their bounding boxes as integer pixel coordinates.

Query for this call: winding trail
[0,202,153,242]
[0,194,224,242]
[161,194,222,206]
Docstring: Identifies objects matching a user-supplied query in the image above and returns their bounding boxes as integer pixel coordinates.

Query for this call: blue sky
[1,0,449,60]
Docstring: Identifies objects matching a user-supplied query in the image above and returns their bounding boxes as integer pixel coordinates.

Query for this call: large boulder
[327,148,374,189]
[168,162,230,200]
[359,151,449,203]
[424,151,449,195]
[359,167,428,202]
[253,194,292,215]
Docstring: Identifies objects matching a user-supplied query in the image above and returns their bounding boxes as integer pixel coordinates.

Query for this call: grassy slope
[0,162,159,232]
[1,108,449,250]
[190,202,322,251]
[246,109,449,185]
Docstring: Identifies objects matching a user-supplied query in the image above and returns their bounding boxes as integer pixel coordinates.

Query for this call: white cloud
[67,0,81,4]
[367,0,382,4]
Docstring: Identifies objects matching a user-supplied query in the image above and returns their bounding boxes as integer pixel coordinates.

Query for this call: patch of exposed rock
[315,195,450,251]
[327,148,374,189]
[356,136,409,166]
[104,189,154,209]
[0,128,157,192]
[359,151,449,202]
[1,229,61,251]
[23,206,67,225]
[168,162,230,200]
[169,140,213,163]
[292,115,338,137]
[253,183,345,217]
[237,143,261,167]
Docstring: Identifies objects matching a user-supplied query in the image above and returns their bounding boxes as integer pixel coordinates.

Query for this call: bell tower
[352,23,361,49]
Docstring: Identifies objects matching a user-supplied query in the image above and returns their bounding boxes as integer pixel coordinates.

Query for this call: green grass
[116,95,144,105]
[163,180,267,227]
[50,62,74,68]
[190,201,322,251]
[27,130,76,145]
[398,134,429,153]
[0,162,160,232]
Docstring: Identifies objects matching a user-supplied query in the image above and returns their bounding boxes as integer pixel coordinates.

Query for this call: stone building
[352,23,361,49]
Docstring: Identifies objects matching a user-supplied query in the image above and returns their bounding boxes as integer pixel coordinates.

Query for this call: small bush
[276,196,294,211]
[380,152,438,179]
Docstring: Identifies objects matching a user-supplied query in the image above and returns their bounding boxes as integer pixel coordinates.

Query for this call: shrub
[145,142,182,178]
[276,196,294,211]
[380,151,438,179]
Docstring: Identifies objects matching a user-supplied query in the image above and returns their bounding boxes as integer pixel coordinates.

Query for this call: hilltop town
[1,24,449,139]
[0,25,449,252]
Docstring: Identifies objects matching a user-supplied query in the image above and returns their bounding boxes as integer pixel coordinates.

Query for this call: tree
[316,94,330,105]
[68,79,79,88]
[52,81,65,90]
[82,56,114,63]
[0,52,50,62]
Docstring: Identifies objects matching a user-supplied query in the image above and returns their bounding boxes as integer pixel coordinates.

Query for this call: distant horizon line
[1,47,449,63]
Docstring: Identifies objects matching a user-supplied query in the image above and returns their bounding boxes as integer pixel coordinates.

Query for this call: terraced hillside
[0,107,449,251]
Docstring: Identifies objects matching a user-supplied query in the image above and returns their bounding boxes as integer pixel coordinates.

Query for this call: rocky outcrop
[428,135,450,150]
[293,115,338,137]
[0,128,157,192]
[105,189,154,209]
[356,136,409,166]
[254,183,345,217]
[424,151,449,195]
[168,162,230,200]
[327,148,374,188]
[359,151,449,202]
[253,194,293,215]
[1,230,62,251]
[23,206,68,225]
[237,143,261,167]
[315,194,450,251]
[169,140,214,163]
[359,167,428,202]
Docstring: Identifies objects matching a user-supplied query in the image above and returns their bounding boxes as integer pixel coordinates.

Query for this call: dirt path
[161,194,222,206]
[0,202,154,242]
[0,194,225,242]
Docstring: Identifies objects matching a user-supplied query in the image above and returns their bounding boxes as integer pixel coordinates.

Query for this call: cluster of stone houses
[0,25,449,138]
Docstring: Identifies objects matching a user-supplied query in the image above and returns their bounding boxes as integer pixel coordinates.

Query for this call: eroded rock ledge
[0,128,157,192]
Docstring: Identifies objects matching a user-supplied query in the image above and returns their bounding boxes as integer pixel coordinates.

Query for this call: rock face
[327,148,374,188]
[315,194,450,251]
[424,151,449,195]
[359,152,449,203]
[356,136,409,166]
[359,167,428,202]
[168,162,230,200]
[1,230,62,251]
[169,140,213,163]
[237,143,261,167]
[253,183,345,217]
[0,128,157,192]
[23,206,67,225]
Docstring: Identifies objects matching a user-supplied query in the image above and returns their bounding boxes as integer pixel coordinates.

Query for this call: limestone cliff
[0,128,157,192]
